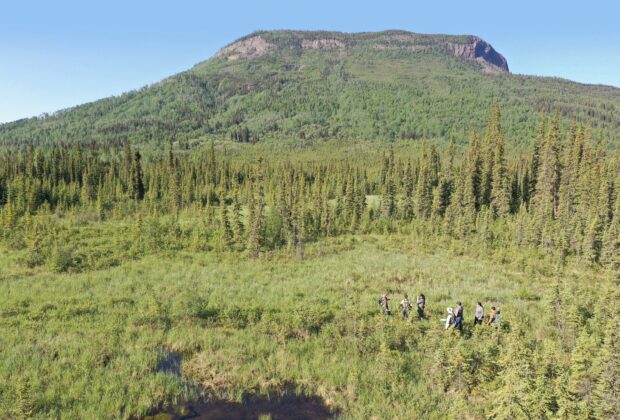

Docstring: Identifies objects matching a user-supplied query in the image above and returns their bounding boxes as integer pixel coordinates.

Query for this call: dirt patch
[146,393,338,419]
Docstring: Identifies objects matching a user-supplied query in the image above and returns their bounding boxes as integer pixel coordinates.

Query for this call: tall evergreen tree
[218,193,233,250]
[593,321,620,418]
[129,151,145,201]
[400,161,414,220]
[489,108,511,217]
[480,104,501,207]
[528,114,547,202]
[415,157,432,220]
[247,160,265,257]
[533,111,563,221]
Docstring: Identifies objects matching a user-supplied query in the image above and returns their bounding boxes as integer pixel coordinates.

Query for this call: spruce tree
[480,104,501,207]
[218,193,233,250]
[80,171,92,206]
[400,161,414,220]
[529,114,547,201]
[600,191,619,270]
[380,160,396,219]
[487,105,511,217]
[231,191,245,249]
[294,188,305,260]
[247,160,265,257]
[129,151,145,201]
[168,156,181,214]
[582,213,604,264]
[489,326,536,418]
[415,158,432,220]
[567,327,599,416]
[593,321,619,418]
[123,140,132,179]
[321,190,332,236]
[533,111,563,220]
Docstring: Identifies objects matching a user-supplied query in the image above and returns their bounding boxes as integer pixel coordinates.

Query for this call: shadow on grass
[156,349,183,377]
[150,349,339,419]
[147,393,339,420]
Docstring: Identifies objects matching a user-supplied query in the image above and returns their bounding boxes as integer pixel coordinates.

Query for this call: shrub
[46,243,74,273]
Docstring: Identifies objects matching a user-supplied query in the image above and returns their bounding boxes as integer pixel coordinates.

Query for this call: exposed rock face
[447,36,509,72]
[213,31,509,72]
[213,36,275,61]
[301,39,345,50]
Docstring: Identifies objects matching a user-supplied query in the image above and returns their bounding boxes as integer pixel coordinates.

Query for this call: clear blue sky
[1,0,619,123]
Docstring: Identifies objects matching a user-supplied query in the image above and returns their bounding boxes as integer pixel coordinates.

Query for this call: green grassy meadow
[1,228,613,418]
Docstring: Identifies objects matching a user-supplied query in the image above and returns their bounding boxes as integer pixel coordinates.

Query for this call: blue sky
[1,0,619,123]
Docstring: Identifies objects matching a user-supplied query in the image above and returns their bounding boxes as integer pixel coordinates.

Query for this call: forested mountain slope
[1,30,619,148]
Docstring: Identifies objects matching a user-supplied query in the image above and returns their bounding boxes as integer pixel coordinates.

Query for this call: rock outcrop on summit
[213,30,509,73]
[447,36,509,72]
[3,29,619,148]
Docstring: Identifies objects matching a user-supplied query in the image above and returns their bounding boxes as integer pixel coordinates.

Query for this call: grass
[1,231,609,418]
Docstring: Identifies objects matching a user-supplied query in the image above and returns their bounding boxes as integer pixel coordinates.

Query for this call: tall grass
[1,232,611,418]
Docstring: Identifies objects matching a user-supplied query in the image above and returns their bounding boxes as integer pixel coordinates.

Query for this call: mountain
[1,30,619,148]
[214,31,509,72]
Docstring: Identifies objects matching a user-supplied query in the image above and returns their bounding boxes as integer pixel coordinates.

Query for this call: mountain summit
[1,30,618,147]
[214,30,509,72]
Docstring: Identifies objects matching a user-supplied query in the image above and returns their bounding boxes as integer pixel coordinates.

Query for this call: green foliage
[46,242,75,273]
[1,31,618,149]
[0,50,617,417]
[1,234,617,418]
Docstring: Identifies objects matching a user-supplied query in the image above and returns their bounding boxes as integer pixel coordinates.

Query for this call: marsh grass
[1,231,612,418]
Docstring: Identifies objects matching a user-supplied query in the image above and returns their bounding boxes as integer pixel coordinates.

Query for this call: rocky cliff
[213,30,509,72]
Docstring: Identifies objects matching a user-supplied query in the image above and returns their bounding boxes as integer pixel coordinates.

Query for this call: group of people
[378,293,501,330]
[443,301,500,330]
[379,292,425,319]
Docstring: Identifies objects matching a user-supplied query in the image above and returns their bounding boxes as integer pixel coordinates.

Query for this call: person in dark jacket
[416,293,426,320]
[454,301,464,331]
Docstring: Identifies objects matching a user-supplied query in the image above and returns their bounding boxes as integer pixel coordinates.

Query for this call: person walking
[474,302,484,326]
[443,307,455,330]
[491,308,501,327]
[454,301,464,331]
[379,292,391,315]
[416,293,426,320]
[400,293,413,319]
[487,306,497,326]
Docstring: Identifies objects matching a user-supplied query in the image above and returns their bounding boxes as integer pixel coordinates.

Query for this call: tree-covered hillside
[1,30,618,148]
[1,102,619,418]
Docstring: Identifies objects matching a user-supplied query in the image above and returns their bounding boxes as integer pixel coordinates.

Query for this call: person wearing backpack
[416,293,426,320]
[487,306,497,326]
[400,293,413,319]
[442,307,455,330]
[492,308,501,327]
[454,301,464,331]
[378,292,391,315]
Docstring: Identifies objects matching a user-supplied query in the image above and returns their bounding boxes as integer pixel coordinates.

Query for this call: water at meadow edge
[147,349,338,420]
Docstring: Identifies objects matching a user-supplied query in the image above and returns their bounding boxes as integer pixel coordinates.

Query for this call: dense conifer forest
[0,30,619,419]
[1,103,618,417]
[1,106,618,270]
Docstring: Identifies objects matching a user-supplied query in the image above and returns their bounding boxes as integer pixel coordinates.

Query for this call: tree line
[0,104,618,270]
